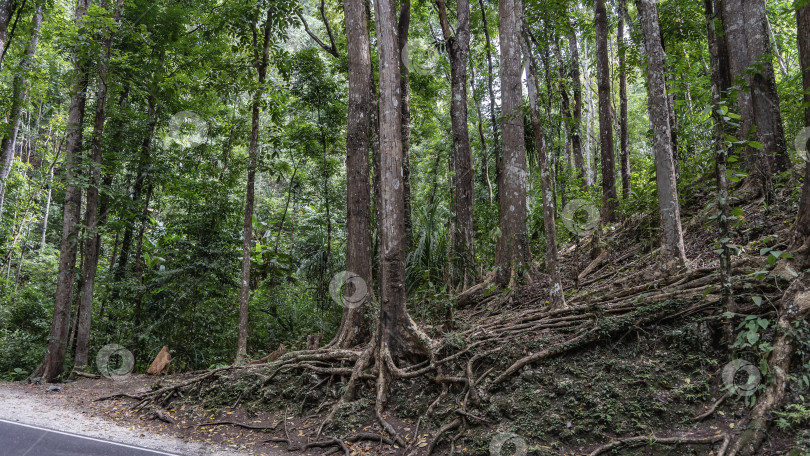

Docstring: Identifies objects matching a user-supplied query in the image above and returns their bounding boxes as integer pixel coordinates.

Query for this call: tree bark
[594,0,619,222]
[236,7,274,363]
[720,0,787,200]
[73,0,123,371]
[522,21,565,308]
[0,1,43,210]
[636,0,688,271]
[495,0,529,287]
[374,0,409,348]
[398,0,413,252]
[792,2,810,255]
[436,0,475,288]
[617,0,630,200]
[331,0,373,349]
[30,0,91,383]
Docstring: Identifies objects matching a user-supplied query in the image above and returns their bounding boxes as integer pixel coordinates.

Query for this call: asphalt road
[0,419,182,456]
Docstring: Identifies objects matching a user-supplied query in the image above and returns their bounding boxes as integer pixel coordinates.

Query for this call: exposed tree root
[693,392,729,422]
[305,437,349,456]
[93,255,796,454]
[197,420,278,432]
[427,417,461,454]
[94,392,144,402]
[587,433,729,456]
[344,432,394,444]
[147,409,176,424]
[724,272,810,456]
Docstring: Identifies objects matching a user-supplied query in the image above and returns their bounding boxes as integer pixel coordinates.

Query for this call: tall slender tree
[594,0,619,222]
[436,0,475,288]
[478,0,500,199]
[522,20,565,308]
[0,1,44,215]
[636,0,688,270]
[73,0,124,371]
[792,0,810,257]
[369,0,433,441]
[495,0,529,287]
[236,5,275,363]
[617,0,630,199]
[331,0,373,349]
[31,0,92,383]
[567,29,588,187]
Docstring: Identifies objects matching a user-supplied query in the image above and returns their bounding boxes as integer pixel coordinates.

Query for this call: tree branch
[295,2,339,58]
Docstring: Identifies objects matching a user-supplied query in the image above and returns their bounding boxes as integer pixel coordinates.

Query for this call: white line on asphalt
[0,418,181,455]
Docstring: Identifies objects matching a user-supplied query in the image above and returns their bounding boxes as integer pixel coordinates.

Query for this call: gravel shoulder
[0,379,282,456]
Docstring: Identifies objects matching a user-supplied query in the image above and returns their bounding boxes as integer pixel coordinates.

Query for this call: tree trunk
[0,0,13,67]
[236,7,273,364]
[582,43,597,184]
[706,0,737,344]
[567,31,588,187]
[636,0,688,271]
[40,166,52,251]
[618,0,630,200]
[522,21,565,308]
[495,0,529,287]
[0,1,43,209]
[746,0,789,175]
[73,0,123,371]
[331,0,373,349]
[374,0,409,349]
[478,0,500,198]
[398,0,413,252]
[470,64,494,204]
[595,0,618,222]
[720,0,787,200]
[792,2,810,255]
[436,0,475,289]
[30,0,92,383]
[115,95,155,287]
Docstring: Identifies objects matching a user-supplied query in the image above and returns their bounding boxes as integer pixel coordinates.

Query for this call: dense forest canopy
[1,0,810,453]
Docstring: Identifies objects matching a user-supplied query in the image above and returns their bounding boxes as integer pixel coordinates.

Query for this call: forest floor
[5,177,810,455]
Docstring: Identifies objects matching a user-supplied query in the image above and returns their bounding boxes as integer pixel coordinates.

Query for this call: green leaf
[748,141,764,150]
[746,332,760,345]
[752,296,763,306]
